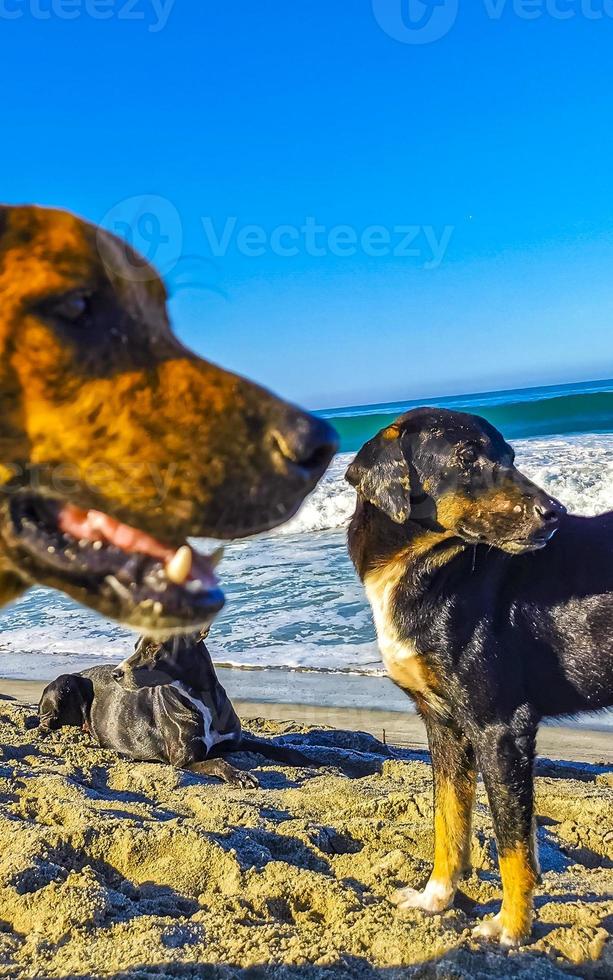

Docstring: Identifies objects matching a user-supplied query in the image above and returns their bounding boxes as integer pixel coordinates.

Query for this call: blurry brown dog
[0,204,337,633]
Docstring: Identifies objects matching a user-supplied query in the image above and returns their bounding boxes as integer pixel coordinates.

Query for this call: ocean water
[3,379,613,722]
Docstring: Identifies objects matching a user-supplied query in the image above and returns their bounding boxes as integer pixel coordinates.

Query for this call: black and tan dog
[39,631,312,786]
[0,204,336,633]
[346,407,613,947]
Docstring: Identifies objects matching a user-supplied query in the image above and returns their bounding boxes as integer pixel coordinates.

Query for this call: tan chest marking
[364,556,440,703]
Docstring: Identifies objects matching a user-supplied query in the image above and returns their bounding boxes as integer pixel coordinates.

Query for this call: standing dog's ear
[345,425,412,523]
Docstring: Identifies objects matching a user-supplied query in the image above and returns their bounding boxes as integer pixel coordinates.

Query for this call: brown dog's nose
[534,498,566,524]
[271,410,338,476]
[112,667,125,682]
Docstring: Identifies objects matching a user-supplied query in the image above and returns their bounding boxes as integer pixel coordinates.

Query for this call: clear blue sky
[2,1,613,408]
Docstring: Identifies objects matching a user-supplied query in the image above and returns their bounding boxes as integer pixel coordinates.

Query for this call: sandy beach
[0,682,610,979]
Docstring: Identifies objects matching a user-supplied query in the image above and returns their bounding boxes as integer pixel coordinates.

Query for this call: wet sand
[0,688,610,978]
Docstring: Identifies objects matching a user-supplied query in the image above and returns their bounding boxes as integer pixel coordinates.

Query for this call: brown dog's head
[346,407,565,554]
[0,205,337,631]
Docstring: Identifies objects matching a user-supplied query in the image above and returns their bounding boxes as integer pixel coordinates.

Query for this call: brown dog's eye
[49,292,90,322]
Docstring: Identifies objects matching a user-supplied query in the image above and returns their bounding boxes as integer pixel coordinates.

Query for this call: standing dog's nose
[271,410,338,476]
[112,667,125,682]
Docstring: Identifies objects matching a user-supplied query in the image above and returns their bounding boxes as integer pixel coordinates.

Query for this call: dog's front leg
[393,718,476,914]
[473,724,538,947]
[186,759,259,789]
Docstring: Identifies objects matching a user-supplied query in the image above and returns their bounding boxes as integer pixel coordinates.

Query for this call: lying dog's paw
[230,770,260,789]
[473,913,529,948]
[392,879,454,914]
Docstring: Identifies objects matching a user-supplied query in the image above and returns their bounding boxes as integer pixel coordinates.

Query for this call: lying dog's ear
[345,425,412,523]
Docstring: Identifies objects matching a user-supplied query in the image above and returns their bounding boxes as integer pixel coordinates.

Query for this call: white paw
[473,913,527,948]
[392,879,453,914]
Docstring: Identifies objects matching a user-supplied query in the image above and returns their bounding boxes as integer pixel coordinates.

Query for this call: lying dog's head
[111,631,213,690]
[38,673,94,733]
[0,205,337,631]
[346,408,565,554]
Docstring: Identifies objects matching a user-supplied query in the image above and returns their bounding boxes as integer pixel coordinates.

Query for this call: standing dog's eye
[457,445,478,466]
[51,292,90,321]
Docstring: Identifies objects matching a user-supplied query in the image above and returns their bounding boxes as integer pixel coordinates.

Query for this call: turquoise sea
[2,378,613,724]
[322,377,613,451]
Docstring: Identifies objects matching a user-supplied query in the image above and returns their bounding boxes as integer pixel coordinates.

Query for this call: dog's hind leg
[239,734,313,768]
[186,759,259,789]
[393,719,476,914]
[472,723,538,947]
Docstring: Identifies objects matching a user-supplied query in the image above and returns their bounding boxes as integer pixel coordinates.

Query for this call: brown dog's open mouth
[4,494,225,632]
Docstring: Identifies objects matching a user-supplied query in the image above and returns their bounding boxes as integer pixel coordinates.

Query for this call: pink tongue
[56,504,218,591]
[58,505,172,560]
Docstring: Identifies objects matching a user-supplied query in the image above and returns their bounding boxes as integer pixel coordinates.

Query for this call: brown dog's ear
[0,205,10,239]
[345,425,412,523]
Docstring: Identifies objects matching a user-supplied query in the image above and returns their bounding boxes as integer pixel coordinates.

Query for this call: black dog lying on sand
[38,631,312,787]
[347,407,613,947]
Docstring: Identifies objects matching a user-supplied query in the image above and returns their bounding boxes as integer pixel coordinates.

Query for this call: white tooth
[165,545,192,585]
[153,601,163,616]
[93,540,103,551]
[209,546,225,570]
[105,575,132,603]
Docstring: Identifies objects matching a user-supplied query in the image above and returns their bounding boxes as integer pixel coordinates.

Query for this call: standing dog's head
[346,408,565,554]
[0,205,337,631]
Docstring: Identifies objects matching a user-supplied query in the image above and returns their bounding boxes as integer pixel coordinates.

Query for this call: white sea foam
[514,434,613,516]
[275,453,357,535]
